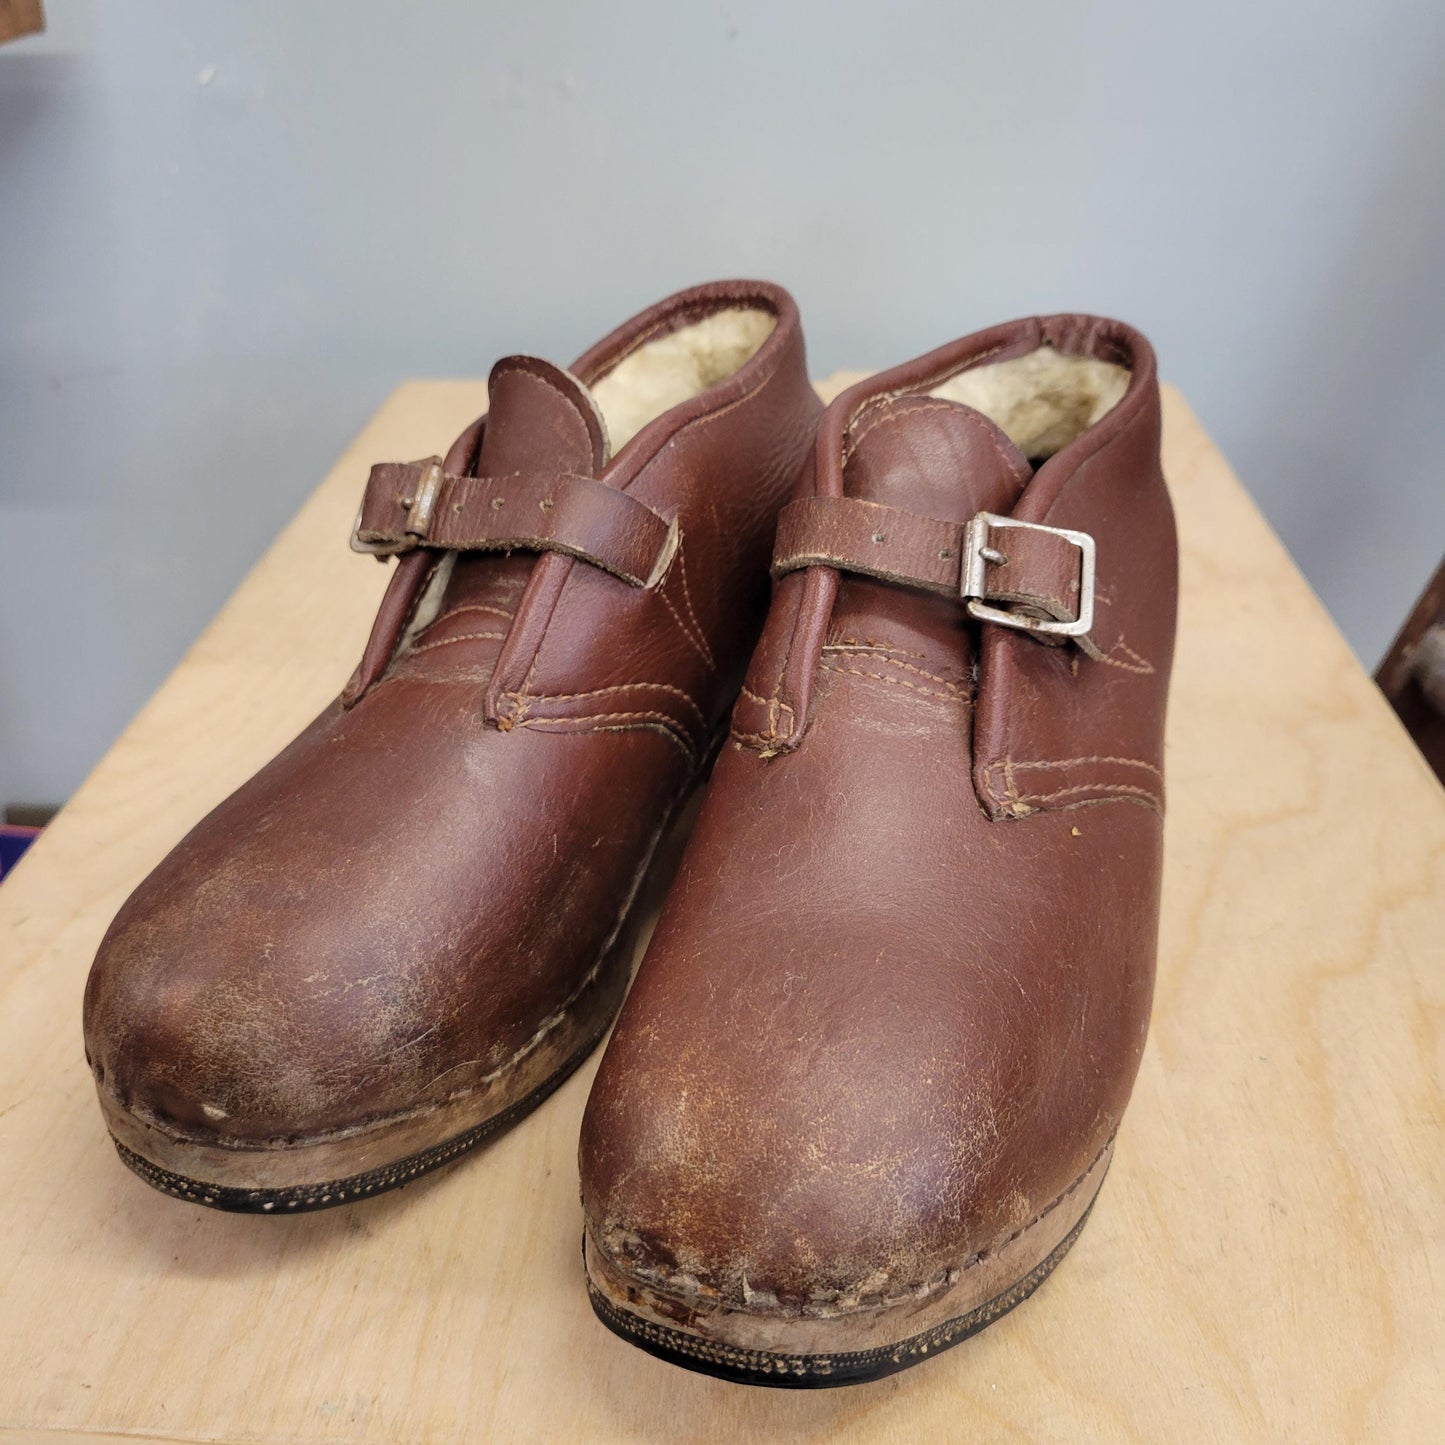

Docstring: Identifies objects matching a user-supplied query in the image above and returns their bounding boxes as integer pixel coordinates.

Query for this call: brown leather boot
[83,281,820,1212]
[580,315,1177,1385]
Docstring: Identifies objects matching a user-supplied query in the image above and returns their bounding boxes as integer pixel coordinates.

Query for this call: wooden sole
[105,1009,616,1213]
[584,1139,1112,1388]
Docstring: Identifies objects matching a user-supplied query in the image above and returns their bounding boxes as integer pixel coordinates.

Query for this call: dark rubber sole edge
[586,1199,1096,1389]
[110,1011,612,1214]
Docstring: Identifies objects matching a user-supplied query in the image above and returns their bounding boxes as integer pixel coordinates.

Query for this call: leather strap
[773,495,966,596]
[772,494,1099,651]
[353,458,677,588]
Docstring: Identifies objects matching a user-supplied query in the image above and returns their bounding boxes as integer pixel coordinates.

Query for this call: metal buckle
[961,512,1096,640]
[350,459,444,557]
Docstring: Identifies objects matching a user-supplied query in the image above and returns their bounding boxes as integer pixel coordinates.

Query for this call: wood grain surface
[1,379,1441,1443]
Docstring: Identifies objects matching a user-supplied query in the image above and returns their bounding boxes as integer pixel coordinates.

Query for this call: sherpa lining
[930,347,1129,459]
[591,307,776,452]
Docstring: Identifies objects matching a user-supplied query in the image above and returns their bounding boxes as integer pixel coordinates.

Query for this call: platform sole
[105,1003,619,1213]
[584,1138,1112,1387]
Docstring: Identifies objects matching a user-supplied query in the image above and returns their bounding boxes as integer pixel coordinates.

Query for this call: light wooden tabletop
[1,379,1441,1444]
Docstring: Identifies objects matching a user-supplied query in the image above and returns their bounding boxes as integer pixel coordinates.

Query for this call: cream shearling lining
[590,307,777,452]
[930,348,1129,459]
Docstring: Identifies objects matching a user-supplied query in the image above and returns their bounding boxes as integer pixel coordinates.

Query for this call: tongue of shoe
[827,394,1034,666]
[423,356,612,647]
[473,355,610,477]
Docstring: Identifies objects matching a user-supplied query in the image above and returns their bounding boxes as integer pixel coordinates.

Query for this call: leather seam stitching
[841,343,1009,464]
[981,758,1163,814]
[738,683,796,727]
[514,712,695,762]
[820,650,965,692]
[729,727,781,749]
[515,681,706,725]
[655,530,716,670]
[1000,754,1163,778]
[735,683,797,748]
[842,396,959,463]
[1095,639,1156,675]
[824,637,927,659]
[845,394,1029,488]
[1017,781,1163,808]
[819,660,969,705]
[428,603,516,627]
[671,541,715,668]
[510,365,597,461]
[407,630,508,655]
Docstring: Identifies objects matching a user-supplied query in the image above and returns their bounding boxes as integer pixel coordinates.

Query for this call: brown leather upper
[580,315,1176,1316]
[83,281,820,1148]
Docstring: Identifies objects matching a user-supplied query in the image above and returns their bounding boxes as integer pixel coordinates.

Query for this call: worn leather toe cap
[579,984,1047,1318]
[83,854,449,1146]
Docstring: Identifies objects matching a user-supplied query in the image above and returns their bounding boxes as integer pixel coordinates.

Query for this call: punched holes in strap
[351,458,678,589]
[771,495,1097,647]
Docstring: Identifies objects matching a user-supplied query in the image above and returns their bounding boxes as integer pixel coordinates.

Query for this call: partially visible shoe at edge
[580,315,1177,1386]
[83,280,821,1212]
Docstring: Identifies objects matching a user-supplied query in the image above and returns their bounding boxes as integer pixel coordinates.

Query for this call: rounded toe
[82,856,441,1148]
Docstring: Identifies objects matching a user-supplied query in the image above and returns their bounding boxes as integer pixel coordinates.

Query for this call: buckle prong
[403,460,444,540]
[961,512,1096,640]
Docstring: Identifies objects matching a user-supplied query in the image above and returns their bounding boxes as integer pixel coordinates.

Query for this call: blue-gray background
[3,1,1443,806]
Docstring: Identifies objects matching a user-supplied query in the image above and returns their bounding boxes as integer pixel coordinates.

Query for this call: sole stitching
[587,1198,1097,1387]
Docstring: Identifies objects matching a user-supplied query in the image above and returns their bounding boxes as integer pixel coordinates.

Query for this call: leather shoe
[580,315,1177,1384]
[84,281,821,1212]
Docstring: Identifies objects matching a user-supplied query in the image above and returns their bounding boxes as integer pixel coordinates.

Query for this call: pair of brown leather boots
[83,280,1176,1388]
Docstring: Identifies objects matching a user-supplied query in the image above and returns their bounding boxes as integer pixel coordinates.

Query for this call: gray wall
[3,1,1443,807]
